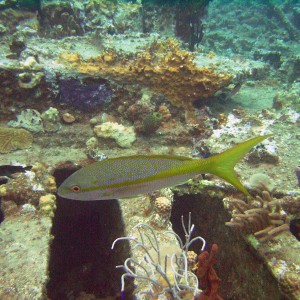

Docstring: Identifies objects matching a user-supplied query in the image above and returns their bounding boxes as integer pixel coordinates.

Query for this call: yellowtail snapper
[58,135,272,200]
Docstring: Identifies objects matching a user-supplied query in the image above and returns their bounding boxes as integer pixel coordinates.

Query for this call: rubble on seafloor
[0,0,300,299]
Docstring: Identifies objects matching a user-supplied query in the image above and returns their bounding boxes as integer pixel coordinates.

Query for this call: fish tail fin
[204,135,272,196]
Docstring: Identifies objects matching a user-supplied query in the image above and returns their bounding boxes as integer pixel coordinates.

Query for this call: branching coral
[60,39,232,112]
[224,191,289,242]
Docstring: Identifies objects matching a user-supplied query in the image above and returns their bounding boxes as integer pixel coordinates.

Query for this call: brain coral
[0,127,33,153]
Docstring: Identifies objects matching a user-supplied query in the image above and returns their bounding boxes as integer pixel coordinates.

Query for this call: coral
[1,164,57,211]
[58,78,113,112]
[154,196,172,215]
[142,112,163,135]
[39,1,83,38]
[21,56,39,68]
[41,107,61,133]
[194,244,223,300]
[281,196,300,217]
[2,173,43,206]
[0,127,33,153]
[39,194,56,218]
[186,250,198,267]
[158,105,172,120]
[83,0,142,34]
[86,137,99,150]
[113,1,142,33]
[8,109,44,133]
[60,39,232,112]
[93,122,136,148]
[62,112,75,124]
[18,72,44,89]
[224,191,289,242]
[42,175,57,193]
[247,140,279,164]
[111,214,206,299]
[247,173,275,193]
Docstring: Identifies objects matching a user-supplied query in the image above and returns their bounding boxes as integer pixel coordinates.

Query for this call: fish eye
[71,185,81,193]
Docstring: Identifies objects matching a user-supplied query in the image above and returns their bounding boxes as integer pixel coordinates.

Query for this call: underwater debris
[111,213,206,299]
[0,127,33,153]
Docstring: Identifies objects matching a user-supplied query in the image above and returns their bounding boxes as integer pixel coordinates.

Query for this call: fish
[0,164,32,224]
[0,165,32,185]
[57,135,272,201]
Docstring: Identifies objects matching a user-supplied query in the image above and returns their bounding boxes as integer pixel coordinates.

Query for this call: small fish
[0,164,32,223]
[0,165,32,185]
[58,135,272,201]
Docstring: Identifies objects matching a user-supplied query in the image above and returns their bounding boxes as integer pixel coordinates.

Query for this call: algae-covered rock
[8,109,44,133]
[41,107,61,133]
[142,112,163,135]
[94,121,136,148]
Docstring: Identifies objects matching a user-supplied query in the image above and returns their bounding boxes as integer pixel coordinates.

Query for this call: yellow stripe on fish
[57,135,272,200]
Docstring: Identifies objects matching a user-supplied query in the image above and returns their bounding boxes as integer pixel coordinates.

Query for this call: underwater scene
[0,0,299,299]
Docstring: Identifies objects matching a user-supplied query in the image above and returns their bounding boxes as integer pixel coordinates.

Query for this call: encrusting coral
[0,127,33,153]
[154,196,172,215]
[60,39,232,112]
[39,194,56,217]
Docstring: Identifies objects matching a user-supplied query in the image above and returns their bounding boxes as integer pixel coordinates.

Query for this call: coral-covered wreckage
[0,0,300,299]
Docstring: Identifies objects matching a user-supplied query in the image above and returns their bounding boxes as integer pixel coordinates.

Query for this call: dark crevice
[46,166,133,300]
[170,193,287,300]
